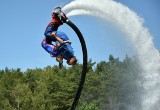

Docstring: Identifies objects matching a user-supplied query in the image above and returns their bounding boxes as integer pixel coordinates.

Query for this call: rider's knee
[67,57,77,65]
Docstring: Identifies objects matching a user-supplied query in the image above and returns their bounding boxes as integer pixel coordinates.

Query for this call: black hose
[65,19,88,110]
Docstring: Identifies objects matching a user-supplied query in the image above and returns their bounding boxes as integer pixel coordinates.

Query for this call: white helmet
[52,7,61,15]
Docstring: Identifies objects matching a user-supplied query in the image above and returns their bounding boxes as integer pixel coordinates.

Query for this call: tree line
[0,55,143,110]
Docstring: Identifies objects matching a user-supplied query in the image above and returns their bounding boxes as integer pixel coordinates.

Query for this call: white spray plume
[63,0,160,110]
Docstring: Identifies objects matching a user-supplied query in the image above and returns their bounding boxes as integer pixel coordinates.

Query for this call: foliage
[0,55,142,110]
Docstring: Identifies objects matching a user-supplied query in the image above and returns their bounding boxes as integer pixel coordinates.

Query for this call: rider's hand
[64,40,72,44]
[50,32,56,37]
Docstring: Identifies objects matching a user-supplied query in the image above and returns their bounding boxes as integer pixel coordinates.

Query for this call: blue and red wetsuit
[41,14,61,57]
[41,14,74,60]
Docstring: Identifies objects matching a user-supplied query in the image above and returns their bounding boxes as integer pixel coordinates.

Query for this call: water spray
[63,0,160,110]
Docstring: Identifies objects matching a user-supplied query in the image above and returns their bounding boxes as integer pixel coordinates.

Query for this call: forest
[0,55,143,110]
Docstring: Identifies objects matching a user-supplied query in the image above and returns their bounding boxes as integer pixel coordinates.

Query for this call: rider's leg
[41,39,58,57]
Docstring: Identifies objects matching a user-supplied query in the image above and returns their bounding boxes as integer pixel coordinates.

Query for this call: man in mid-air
[41,7,77,69]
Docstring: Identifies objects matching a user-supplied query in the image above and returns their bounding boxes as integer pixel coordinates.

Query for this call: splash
[63,0,160,110]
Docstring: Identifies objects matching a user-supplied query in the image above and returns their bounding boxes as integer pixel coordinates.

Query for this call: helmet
[52,7,67,23]
[52,7,61,15]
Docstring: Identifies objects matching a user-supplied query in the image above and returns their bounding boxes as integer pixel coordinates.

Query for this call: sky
[0,0,160,71]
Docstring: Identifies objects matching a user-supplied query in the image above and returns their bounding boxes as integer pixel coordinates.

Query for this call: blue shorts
[56,31,69,41]
[41,38,59,57]
[59,43,74,60]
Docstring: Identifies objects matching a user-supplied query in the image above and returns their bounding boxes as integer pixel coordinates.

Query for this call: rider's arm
[53,34,71,44]
[51,32,64,44]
